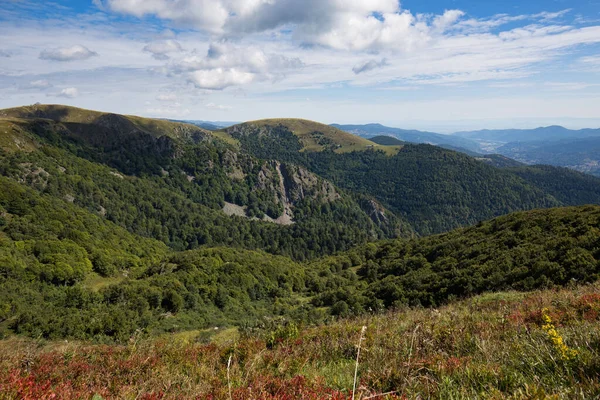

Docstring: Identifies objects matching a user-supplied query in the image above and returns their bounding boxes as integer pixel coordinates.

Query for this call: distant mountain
[364,134,523,169]
[454,125,600,143]
[173,119,240,131]
[498,136,600,176]
[451,125,600,174]
[331,123,482,153]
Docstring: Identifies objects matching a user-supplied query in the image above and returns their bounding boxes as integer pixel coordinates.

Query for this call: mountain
[0,104,410,261]
[331,123,482,153]
[370,136,524,168]
[175,119,241,130]
[454,125,600,143]
[498,136,600,176]
[224,119,600,235]
[229,119,395,154]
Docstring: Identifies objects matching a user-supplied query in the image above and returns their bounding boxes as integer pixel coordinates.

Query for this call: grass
[0,119,38,153]
[80,273,126,292]
[235,118,401,155]
[1,283,599,399]
[0,104,211,142]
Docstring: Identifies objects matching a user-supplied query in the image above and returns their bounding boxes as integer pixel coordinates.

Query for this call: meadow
[1,283,599,399]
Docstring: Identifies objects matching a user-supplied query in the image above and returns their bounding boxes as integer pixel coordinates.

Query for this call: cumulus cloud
[169,42,303,90]
[188,68,255,90]
[97,0,434,51]
[433,10,465,32]
[39,45,98,62]
[143,39,183,60]
[57,87,79,98]
[353,59,388,74]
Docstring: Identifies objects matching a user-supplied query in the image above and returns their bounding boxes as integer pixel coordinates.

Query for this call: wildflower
[541,308,578,361]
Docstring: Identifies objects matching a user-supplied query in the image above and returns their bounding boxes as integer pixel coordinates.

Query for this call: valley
[0,104,599,398]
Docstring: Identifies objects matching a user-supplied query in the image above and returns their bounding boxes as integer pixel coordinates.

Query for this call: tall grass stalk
[352,326,367,400]
[227,354,233,400]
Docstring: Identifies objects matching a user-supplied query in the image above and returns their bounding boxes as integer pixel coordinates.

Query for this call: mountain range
[1,103,600,343]
[332,122,600,176]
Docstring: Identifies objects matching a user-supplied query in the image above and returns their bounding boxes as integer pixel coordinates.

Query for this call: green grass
[0,104,212,142]
[80,273,126,292]
[0,118,38,153]
[237,118,401,154]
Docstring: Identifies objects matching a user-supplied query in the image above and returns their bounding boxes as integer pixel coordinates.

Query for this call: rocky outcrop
[252,161,342,225]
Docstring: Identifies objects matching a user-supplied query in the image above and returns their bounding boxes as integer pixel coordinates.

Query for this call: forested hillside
[1,105,600,344]
[224,121,600,234]
[0,105,409,260]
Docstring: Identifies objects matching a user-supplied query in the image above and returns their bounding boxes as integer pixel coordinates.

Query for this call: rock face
[252,161,341,225]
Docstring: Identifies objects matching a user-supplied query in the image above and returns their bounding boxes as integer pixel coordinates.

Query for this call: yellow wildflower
[541,308,578,361]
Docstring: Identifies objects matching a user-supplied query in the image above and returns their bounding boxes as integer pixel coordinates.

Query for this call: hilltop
[224,118,400,155]
[0,104,212,143]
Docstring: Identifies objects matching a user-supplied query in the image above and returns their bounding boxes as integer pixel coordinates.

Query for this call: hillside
[226,119,398,154]
[1,282,599,399]
[0,104,212,144]
[309,205,600,310]
[368,135,404,146]
[0,105,410,261]
[332,123,482,153]
[227,120,600,234]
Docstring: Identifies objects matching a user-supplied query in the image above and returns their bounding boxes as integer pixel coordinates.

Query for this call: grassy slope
[0,104,212,142]
[1,284,598,399]
[226,118,401,155]
[0,119,38,153]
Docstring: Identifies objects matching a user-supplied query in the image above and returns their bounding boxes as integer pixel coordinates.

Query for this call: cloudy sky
[1,0,600,131]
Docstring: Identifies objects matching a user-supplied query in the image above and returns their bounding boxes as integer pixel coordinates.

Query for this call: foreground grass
[1,284,599,399]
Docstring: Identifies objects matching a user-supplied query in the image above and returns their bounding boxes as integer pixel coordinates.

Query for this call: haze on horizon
[1,0,600,132]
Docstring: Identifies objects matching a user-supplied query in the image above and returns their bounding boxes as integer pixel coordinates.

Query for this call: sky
[1,0,600,132]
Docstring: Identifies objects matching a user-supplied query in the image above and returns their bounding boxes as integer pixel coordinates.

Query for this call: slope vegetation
[1,283,599,399]
[226,119,398,154]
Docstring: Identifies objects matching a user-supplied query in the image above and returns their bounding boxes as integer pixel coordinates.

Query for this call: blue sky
[1,0,600,131]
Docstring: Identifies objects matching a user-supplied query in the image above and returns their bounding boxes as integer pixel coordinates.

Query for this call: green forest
[0,105,600,344]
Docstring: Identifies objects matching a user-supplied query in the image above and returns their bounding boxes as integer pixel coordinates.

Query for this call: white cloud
[579,55,600,65]
[169,41,303,90]
[29,80,52,89]
[0,50,10,58]
[39,45,98,62]
[57,87,79,98]
[534,9,572,22]
[143,40,183,60]
[188,68,255,90]
[433,10,466,32]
